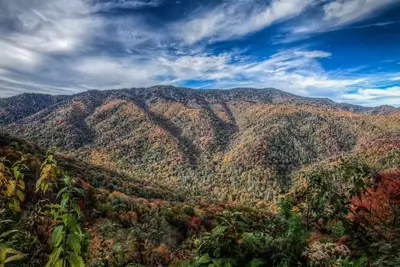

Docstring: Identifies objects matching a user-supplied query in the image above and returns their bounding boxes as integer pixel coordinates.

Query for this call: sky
[0,0,400,106]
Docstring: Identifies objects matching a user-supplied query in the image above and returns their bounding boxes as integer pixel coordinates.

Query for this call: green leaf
[9,199,21,213]
[54,259,64,267]
[67,252,84,267]
[6,181,16,197]
[12,169,20,180]
[63,214,78,232]
[4,251,25,263]
[0,230,18,238]
[18,180,25,190]
[16,190,25,202]
[68,233,81,254]
[72,188,84,197]
[52,226,64,247]
[57,187,68,199]
[45,247,63,267]
[72,203,82,216]
[60,198,68,210]
[248,258,264,267]
[212,226,228,235]
[43,183,49,193]
[197,253,211,264]
[36,178,42,192]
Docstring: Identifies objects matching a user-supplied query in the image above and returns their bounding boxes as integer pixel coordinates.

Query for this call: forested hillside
[0,132,399,266]
[1,86,399,202]
[1,87,399,266]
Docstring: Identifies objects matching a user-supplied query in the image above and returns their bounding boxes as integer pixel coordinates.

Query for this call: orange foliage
[111,191,130,201]
[86,227,115,265]
[349,171,400,224]
[153,244,169,261]
[308,232,325,244]
[90,150,116,170]
[337,235,351,246]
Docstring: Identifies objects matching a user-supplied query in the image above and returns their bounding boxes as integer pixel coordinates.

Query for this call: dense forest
[0,86,399,266]
[1,86,399,201]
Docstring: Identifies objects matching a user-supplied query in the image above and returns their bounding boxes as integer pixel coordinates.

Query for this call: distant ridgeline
[1,86,399,201]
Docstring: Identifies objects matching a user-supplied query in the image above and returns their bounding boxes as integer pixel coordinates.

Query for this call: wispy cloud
[290,0,397,34]
[91,0,164,12]
[173,0,314,44]
[341,87,400,106]
[343,20,400,29]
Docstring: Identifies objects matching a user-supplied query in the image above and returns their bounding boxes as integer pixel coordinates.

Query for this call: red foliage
[349,171,400,224]
[106,211,118,219]
[176,155,185,164]
[55,117,65,124]
[187,216,202,230]
[337,235,351,246]
[78,200,85,210]
[191,216,202,225]
[77,178,91,190]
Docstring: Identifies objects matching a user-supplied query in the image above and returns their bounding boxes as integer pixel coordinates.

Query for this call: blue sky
[0,0,399,106]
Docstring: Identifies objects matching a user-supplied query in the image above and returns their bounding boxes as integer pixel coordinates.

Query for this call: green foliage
[46,175,85,267]
[0,209,25,266]
[305,158,371,221]
[0,247,25,267]
[336,256,368,267]
[189,206,308,267]
[183,206,196,217]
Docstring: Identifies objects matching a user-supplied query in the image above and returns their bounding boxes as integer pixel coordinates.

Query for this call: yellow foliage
[0,162,9,191]
[110,191,130,201]
[36,162,58,193]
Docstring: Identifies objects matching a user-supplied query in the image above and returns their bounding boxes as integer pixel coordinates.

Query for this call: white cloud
[58,49,362,99]
[290,0,397,34]
[0,40,42,69]
[91,0,164,11]
[341,87,400,106]
[343,20,400,29]
[3,0,101,54]
[174,0,314,44]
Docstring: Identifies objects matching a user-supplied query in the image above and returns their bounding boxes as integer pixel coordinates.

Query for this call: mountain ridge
[1,85,398,125]
[1,85,399,202]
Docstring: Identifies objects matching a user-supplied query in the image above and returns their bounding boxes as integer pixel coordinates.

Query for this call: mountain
[1,86,399,267]
[1,86,399,201]
[0,93,69,124]
[1,86,398,125]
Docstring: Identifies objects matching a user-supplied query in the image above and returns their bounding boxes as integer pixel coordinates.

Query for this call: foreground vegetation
[0,133,399,266]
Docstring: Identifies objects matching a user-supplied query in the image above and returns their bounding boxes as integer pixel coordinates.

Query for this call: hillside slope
[1,86,399,201]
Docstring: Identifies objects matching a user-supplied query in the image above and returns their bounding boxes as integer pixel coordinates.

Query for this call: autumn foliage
[350,170,400,224]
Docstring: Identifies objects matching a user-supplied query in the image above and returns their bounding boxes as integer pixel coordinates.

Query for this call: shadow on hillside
[132,98,201,167]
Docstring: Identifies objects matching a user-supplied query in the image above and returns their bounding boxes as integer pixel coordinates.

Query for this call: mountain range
[1,86,399,201]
